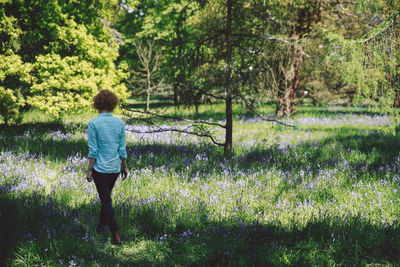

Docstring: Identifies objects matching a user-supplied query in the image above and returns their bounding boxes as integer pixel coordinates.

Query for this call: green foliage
[0,0,130,120]
[324,16,399,128]
[26,18,129,119]
[0,7,20,44]
[174,0,270,107]
[322,4,399,132]
[0,4,29,125]
[28,53,128,119]
[116,0,197,103]
[0,53,31,124]
[137,1,193,40]
[0,87,19,125]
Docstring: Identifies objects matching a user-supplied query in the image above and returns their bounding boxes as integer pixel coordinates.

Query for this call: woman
[86,89,128,245]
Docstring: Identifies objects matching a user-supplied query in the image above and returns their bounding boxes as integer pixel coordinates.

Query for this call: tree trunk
[146,73,151,111]
[173,82,179,106]
[224,0,233,156]
[275,2,321,117]
[394,15,399,107]
[276,41,303,118]
[394,91,400,108]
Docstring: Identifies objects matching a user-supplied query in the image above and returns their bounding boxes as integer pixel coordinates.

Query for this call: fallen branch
[258,114,296,128]
[123,107,226,146]
[363,24,391,43]
[126,124,225,146]
[124,107,226,129]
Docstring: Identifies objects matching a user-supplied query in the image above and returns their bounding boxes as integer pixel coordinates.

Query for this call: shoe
[96,224,106,235]
[112,231,122,245]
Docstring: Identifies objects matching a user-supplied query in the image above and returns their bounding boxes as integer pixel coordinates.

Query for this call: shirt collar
[99,113,113,117]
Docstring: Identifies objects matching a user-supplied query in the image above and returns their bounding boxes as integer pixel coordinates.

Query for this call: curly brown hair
[93,90,118,112]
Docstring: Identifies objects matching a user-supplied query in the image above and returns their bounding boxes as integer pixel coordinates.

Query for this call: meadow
[1,102,400,266]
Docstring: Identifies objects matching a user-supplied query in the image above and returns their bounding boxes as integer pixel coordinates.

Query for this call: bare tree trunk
[394,91,400,107]
[147,73,151,111]
[173,82,179,106]
[275,2,321,117]
[133,40,165,111]
[224,0,233,156]
[275,38,303,117]
[394,18,400,108]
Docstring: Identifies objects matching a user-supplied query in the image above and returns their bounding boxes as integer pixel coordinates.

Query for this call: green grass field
[1,103,400,266]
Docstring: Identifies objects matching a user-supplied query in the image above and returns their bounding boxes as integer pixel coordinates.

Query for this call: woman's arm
[119,123,128,180]
[87,121,98,182]
[118,123,127,159]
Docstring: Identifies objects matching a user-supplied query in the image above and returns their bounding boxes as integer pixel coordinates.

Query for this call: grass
[1,102,400,266]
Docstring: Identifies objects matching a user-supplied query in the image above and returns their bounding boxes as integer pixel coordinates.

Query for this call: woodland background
[1,1,399,146]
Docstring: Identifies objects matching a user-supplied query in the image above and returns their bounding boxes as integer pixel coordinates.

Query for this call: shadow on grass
[241,131,400,177]
[1,188,400,266]
[0,122,89,161]
[0,190,95,266]
[293,106,384,118]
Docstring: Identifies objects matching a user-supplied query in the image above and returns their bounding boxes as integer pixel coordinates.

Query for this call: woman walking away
[86,90,128,245]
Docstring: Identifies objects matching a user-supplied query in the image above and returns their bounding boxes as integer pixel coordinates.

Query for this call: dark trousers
[93,169,119,233]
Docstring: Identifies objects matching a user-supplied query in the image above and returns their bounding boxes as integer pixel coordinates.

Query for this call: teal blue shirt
[87,113,127,173]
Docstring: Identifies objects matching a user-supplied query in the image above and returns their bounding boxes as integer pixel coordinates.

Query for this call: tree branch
[127,124,225,147]
[124,107,226,146]
[258,114,296,127]
[124,107,227,129]
[232,33,323,62]
[364,24,391,43]
[201,91,226,101]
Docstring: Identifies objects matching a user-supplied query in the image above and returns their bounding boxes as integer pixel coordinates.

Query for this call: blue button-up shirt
[87,113,127,173]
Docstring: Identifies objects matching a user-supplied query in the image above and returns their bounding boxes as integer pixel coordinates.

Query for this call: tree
[252,0,323,117]
[0,0,131,120]
[116,0,197,106]
[0,2,31,124]
[173,0,239,154]
[117,0,399,153]
[170,0,294,153]
[129,39,168,111]
[118,0,238,153]
[179,0,321,152]
[224,0,233,154]
[255,0,398,116]
[27,18,129,119]
[0,54,31,125]
[291,0,374,107]
[324,0,400,124]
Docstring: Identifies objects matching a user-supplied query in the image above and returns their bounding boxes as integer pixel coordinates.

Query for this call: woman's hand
[121,159,128,181]
[86,169,93,182]
[121,167,128,181]
[87,158,96,182]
